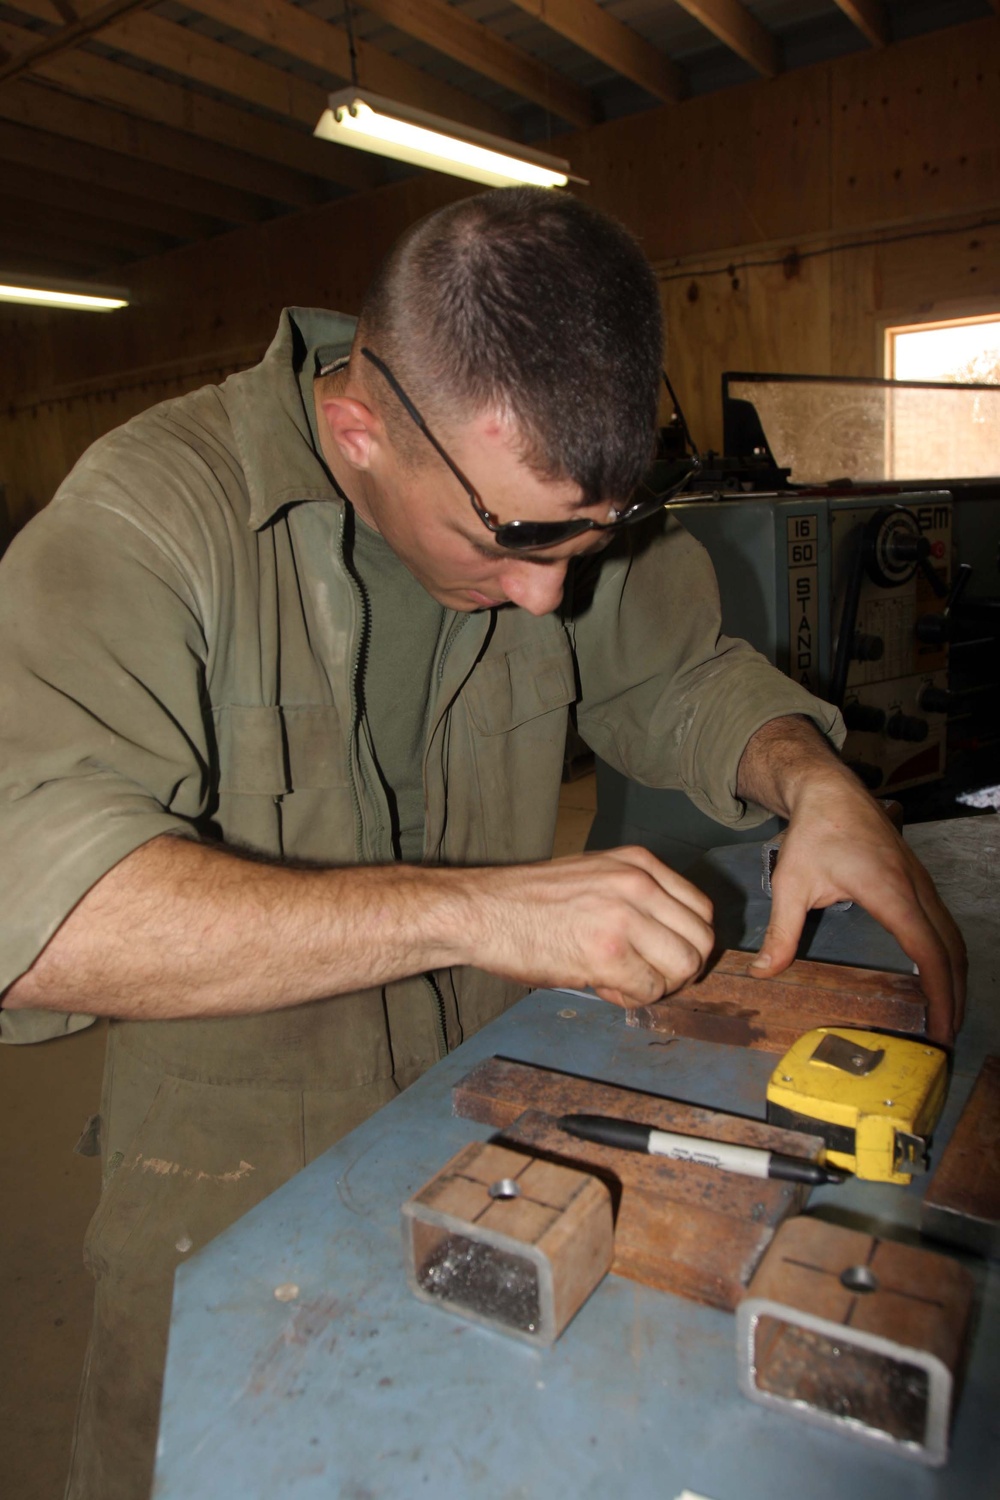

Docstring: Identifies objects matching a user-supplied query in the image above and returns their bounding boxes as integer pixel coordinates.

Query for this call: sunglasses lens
[496,518,591,551]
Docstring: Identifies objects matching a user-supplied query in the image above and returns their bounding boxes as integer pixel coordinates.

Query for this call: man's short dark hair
[356,187,663,506]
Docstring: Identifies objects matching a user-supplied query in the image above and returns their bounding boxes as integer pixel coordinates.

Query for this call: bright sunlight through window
[887,314,1000,384]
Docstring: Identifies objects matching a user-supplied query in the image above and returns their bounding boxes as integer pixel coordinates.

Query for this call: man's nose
[499,560,569,616]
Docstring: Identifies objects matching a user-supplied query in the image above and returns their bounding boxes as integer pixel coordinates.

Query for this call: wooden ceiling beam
[504,0,681,103]
[667,0,780,77]
[0,79,273,224]
[0,0,155,84]
[0,153,220,240]
[831,0,889,48]
[0,226,126,273]
[55,0,512,138]
[0,118,240,228]
[0,249,111,283]
[6,4,381,194]
[321,0,597,129]
[3,194,172,258]
[181,0,511,136]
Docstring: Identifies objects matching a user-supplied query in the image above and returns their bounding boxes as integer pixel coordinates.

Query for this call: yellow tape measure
[766,1027,949,1184]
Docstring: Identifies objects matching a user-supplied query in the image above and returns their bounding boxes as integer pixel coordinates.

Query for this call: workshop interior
[1,4,998,1500]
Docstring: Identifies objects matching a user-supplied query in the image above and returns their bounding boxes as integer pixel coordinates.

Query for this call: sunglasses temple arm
[361,345,481,501]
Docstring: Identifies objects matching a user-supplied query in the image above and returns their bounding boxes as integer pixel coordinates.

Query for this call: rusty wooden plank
[921,1055,1000,1258]
[625,950,926,1053]
[500,1110,798,1310]
[452,1059,828,1310]
[453,1056,826,1157]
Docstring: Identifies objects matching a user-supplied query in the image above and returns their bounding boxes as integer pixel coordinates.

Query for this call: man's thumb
[750,902,804,977]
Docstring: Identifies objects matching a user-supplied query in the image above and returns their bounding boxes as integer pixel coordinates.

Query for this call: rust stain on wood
[626,949,926,1053]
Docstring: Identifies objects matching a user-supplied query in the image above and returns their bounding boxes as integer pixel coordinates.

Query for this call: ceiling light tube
[315,89,584,191]
[0,274,129,312]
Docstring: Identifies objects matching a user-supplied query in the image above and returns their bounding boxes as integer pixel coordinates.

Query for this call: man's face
[363,407,617,617]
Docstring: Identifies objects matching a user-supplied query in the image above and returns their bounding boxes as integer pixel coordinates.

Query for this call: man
[0,188,964,1498]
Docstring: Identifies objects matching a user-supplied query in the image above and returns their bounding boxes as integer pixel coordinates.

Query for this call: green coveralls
[0,309,844,1499]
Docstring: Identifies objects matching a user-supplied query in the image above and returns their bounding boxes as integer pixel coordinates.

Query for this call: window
[886,314,1000,385]
[881,314,1000,477]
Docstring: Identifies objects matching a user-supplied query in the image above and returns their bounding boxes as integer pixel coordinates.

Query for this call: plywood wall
[659,214,1000,453]
[2,17,998,529]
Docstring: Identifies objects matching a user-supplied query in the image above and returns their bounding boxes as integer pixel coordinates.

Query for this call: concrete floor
[1,1016,106,1500]
[0,775,596,1500]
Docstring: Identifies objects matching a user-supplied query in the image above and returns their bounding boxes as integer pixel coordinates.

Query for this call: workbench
[153,817,998,1500]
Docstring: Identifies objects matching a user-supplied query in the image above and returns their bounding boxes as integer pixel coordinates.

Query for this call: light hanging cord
[341,0,359,88]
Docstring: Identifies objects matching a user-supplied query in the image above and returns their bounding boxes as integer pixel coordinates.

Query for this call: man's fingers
[751,881,809,978]
[910,866,967,1032]
[605,845,714,925]
[877,880,959,1046]
[465,846,718,1006]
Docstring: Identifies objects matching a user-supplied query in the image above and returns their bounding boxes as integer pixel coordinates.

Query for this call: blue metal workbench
[154,818,998,1500]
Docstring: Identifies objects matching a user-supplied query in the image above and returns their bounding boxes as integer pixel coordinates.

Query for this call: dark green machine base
[585,757,779,874]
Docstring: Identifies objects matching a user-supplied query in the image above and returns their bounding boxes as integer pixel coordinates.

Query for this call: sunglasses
[360,347,701,552]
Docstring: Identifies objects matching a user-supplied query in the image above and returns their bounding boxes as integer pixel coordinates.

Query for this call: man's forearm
[736,714,849,819]
[2,836,467,1020]
[4,830,719,1021]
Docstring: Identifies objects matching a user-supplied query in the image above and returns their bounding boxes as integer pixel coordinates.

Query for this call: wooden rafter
[0,155,218,240]
[346,0,597,129]
[0,21,328,206]
[667,0,780,77]
[0,79,275,223]
[55,0,511,138]
[504,0,681,103]
[0,225,127,271]
[3,7,381,196]
[0,118,241,227]
[182,0,511,136]
[4,194,171,258]
[832,0,889,47]
[0,0,155,84]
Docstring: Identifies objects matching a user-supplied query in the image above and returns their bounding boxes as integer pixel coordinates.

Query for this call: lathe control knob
[886,712,929,743]
[843,703,886,733]
[847,761,883,790]
[865,507,926,588]
[886,533,930,566]
[852,633,884,662]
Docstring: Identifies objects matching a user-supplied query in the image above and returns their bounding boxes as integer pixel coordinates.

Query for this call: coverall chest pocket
[211,704,353,859]
[461,642,577,862]
[213,704,351,793]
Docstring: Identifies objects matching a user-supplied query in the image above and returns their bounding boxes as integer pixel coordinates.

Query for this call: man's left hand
[738,718,967,1045]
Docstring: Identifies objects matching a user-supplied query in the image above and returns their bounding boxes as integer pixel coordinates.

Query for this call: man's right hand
[449,846,714,1008]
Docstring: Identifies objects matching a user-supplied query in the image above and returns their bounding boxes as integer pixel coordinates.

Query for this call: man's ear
[318,395,382,471]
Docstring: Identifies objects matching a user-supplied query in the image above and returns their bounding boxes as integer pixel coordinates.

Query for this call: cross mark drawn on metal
[736,1216,974,1466]
[451,1161,569,1230]
[776,1244,948,1326]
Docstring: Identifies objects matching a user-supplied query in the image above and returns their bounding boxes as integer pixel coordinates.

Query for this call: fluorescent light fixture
[0,273,129,312]
[315,89,584,190]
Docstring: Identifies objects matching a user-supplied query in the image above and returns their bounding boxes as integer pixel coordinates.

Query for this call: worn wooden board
[921,1055,1000,1259]
[625,949,926,1054]
[452,1058,827,1311]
